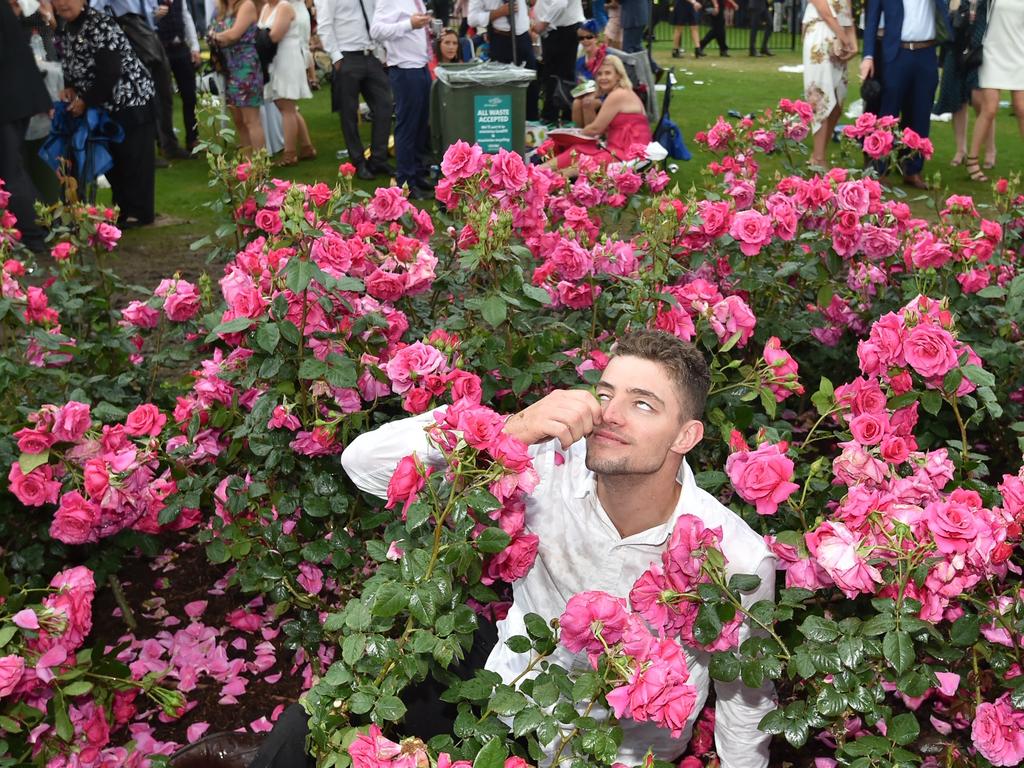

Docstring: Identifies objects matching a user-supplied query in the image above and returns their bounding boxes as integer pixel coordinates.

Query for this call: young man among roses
[249,329,775,767]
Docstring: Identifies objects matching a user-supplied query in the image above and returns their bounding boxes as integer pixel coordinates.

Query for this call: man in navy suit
[860,0,951,189]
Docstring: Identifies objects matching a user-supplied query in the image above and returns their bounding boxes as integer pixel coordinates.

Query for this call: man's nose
[601,397,624,425]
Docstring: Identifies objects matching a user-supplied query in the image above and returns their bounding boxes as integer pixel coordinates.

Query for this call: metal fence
[647,1,804,52]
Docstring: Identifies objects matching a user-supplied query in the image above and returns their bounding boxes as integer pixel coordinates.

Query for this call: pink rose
[725,442,799,516]
[296,563,324,595]
[52,401,91,442]
[863,130,894,159]
[805,521,882,598]
[254,208,282,234]
[14,427,55,454]
[446,369,483,404]
[163,281,201,322]
[124,404,166,437]
[121,300,160,328]
[925,496,982,554]
[832,441,889,486]
[50,491,101,545]
[708,295,756,348]
[440,140,484,181]
[971,697,1024,767]
[849,412,889,446]
[0,655,25,697]
[364,268,407,302]
[903,324,958,380]
[762,336,803,402]
[7,463,61,507]
[385,455,427,517]
[728,209,773,256]
[559,591,631,656]
[92,222,121,251]
[369,186,411,222]
[489,148,529,193]
[348,725,406,768]
[384,342,447,394]
[42,565,95,653]
[51,242,75,261]
[307,182,331,207]
[482,531,539,585]
[835,181,870,216]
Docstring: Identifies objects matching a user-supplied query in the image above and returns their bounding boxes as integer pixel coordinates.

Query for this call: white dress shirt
[467,0,530,34]
[342,411,777,768]
[370,0,430,68]
[901,0,936,41]
[315,0,376,63]
[533,0,584,29]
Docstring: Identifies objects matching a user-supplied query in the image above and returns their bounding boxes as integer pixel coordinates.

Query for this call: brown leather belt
[900,39,936,50]
[490,27,511,36]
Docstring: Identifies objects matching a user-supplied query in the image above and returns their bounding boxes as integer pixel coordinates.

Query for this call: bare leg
[967,88,998,181]
[276,98,299,161]
[951,106,966,165]
[572,97,583,126]
[972,90,996,167]
[672,25,683,51]
[229,107,250,150]
[811,103,841,168]
[1013,90,1024,136]
[689,24,700,49]
[242,106,265,152]
[296,109,315,158]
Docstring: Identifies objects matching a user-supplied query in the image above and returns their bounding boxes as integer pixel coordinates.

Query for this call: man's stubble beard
[584,443,668,477]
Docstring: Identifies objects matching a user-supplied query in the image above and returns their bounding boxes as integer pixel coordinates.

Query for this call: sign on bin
[474,94,513,152]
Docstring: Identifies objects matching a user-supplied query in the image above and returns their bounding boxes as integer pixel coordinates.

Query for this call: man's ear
[670,418,704,456]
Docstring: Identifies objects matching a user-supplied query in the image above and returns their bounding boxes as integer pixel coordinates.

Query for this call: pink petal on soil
[263,672,282,684]
[231,637,248,651]
[184,601,208,619]
[186,722,210,742]
[934,672,960,697]
[250,717,273,733]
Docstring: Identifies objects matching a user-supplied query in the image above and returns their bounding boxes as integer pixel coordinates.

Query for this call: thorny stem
[108,574,138,631]
[946,395,971,473]
[549,696,599,767]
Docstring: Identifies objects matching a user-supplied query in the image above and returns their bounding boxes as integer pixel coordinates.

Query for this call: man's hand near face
[503,390,603,449]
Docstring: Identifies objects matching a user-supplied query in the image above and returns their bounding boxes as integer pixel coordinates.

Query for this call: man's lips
[591,429,630,445]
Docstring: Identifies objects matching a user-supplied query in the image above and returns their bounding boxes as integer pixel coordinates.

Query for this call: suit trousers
[541,23,580,123]
[332,52,393,170]
[107,109,157,224]
[699,9,727,51]
[489,31,540,121]
[149,39,180,153]
[747,1,772,52]
[879,46,938,176]
[165,43,198,146]
[388,66,432,188]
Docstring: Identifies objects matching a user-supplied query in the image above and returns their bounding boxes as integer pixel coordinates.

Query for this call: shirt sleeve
[466,0,495,30]
[370,0,412,40]
[713,554,777,768]
[183,0,200,52]
[340,411,447,499]
[315,0,340,61]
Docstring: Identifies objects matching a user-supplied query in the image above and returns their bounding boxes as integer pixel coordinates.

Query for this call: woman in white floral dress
[801,0,857,168]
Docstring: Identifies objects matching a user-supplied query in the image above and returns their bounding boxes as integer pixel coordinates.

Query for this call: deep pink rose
[728,209,773,256]
[364,268,407,302]
[971,697,1024,767]
[164,281,201,322]
[52,401,91,442]
[440,140,484,181]
[51,242,75,261]
[254,208,282,234]
[489,148,528,192]
[559,591,631,656]
[93,222,121,250]
[7,463,61,507]
[14,427,55,454]
[805,521,882,598]
[903,324,958,380]
[762,336,803,402]
[863,130,894,159]
[708,295,756,347]
[849,412,889,446]
[482,531,538,585]
[124,404,167,437]
[385,455,427,517]
[925,497,982,554]
[50,491,101,545]
[725,442,799,516]
[384,342,447,394]
[42,565,95,653]
[0,655,25,697]
[369,187,410,222]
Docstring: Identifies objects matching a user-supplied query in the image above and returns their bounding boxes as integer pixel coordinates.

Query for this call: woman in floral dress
[801,0,857,169]
[208,0,265,153]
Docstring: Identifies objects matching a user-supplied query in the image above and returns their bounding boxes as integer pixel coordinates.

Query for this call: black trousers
[165,43,198,146]
[699,9,727,52]
[540,23,580,123]
[388,66,431,188]
[248,621,499,768]
[0,117,46,252]
[332,52,393,170]
[489,31,540,121]
[107,109,156,224]
[747,2,771,52]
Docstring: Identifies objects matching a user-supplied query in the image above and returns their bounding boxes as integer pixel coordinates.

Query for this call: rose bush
[2,102,1024,767]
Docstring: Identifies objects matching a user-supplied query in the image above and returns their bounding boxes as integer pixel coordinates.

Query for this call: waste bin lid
[435,61,537,87]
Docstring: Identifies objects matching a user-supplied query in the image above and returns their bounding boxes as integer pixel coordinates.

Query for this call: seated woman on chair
[573,19,606,125]
[549,55,651,175]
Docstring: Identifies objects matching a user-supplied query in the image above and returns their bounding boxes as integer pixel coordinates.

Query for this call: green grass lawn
[115,46,1022,258]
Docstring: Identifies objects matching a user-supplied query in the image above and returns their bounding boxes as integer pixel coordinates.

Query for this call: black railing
[645,1,804,52]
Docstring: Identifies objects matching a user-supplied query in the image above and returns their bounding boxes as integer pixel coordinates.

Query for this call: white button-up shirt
[341,411,777,768]
[466,0,530,35]
[533,0,584,30]
[316,0,376,63]
[370,0,430,68]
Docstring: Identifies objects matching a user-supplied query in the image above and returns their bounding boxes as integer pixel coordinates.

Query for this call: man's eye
[636,401,653,411]
[597,392,611,402]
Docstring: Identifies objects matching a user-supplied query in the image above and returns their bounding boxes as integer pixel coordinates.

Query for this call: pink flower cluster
[629,515,744,652]
[842,113,934,162]
[652,278,757,349]
[559,591,698,737]
[694,100,813,181]
[725,439,799,516]
[10,401,198,545]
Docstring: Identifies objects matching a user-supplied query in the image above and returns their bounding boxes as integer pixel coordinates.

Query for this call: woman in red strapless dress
[549,54,652,174]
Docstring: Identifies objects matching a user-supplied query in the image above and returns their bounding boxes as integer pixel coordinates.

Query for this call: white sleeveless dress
[259,0,312,101]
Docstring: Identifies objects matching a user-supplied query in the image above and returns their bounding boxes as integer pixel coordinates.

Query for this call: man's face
[585,355,696,476]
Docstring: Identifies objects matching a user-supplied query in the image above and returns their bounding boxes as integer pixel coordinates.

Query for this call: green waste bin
[430,62,537,159]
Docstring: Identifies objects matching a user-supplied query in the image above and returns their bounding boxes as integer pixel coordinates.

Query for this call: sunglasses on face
[578,33,595,40]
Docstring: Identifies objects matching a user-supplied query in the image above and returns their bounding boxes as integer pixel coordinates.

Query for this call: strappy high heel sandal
[965,156,988,183]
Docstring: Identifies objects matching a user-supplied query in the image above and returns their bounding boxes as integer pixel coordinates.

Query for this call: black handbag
[116,12,166,71]
[954,0,989,72]
[254,26,278,81]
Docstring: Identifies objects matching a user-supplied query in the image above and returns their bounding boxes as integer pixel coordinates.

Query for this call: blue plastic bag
[654,117,692,161]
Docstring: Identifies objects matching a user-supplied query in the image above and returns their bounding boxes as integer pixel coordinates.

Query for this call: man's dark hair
[610,329,711,421]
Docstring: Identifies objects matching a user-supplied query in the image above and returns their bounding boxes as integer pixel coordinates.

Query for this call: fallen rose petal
[250,717,273,733]
[231,637,248,651]
[263,672,282,684]
[186,722,210,742]
[934,672,960,697]
[184,600,208,619]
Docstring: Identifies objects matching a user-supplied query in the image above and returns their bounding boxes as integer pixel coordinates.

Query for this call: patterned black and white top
[56,6,155,112]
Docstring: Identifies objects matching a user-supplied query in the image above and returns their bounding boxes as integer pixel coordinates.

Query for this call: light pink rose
[762,336,803,402]
[559,591,631,656]
[120,300,160,329]
[369,186,411,222]
[725,442,799,516]
[163,281,201,322]
[805,521,882,598]
[52,401,92,442]
[708,295,756,347]
[0,655,25,697]
[384,342,447,394]
[971,697,1024,767]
